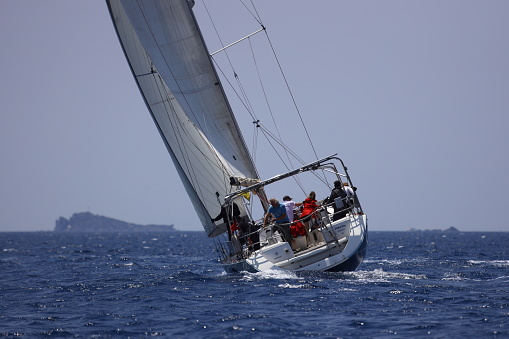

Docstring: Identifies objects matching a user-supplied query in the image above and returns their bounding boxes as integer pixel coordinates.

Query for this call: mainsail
[106,0,260,237]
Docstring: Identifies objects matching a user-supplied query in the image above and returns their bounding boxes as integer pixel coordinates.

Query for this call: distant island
[54,212,175,233]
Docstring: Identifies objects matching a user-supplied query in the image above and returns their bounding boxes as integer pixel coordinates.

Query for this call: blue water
[1,231,508,338]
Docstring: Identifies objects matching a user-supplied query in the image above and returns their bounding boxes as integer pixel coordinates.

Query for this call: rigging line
[195,3,261,182]
[256,124,330,189]
[119,8,219,197]
[256,124,304,169]
[248,38,297,172]
[202,4,259,147]
[252,12,329,184]
[211,58,257,122]
[133,1,205,132]
[153,74,234,201]
[262,32,320,161]
[202,57,259,181]
[238,1,329,186]
[259,129,291,171]
[257,124,306,166]
[203,2,276,184]
[255,126,307,194]
[191,3,246,166]
[136,0,244,168]
[151,76,205,203]
[204,2,258,124]
[234,70,255,119]
[238,1,324,187]
[249,0,263,24]
[214,5,327,189]
[254,125,305,194]
[249,61,286,165]
[204,1,263,130]
[153,81,205,191]
[240,0,263,26]
[203,1,242,86]
[252,121,259,166]
[136,1,254,184]
[210,28,264,56]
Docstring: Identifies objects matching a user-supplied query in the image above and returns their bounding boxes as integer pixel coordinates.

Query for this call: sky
[1,1,508,232]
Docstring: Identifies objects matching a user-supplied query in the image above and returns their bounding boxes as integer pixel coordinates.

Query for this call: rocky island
[54,212,175,232]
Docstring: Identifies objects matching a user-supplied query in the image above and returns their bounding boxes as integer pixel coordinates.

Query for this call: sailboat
[106,0,367,273]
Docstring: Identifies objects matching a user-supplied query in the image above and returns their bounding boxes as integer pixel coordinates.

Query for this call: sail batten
[107,0,259,236]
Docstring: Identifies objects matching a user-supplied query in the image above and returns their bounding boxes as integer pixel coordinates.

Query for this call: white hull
[223,213,367,273]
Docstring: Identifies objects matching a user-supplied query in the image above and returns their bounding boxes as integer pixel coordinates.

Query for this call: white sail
[107,0,259,237]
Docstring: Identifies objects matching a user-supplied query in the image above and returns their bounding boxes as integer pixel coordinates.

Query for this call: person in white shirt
[343,182,357,207]
[282,195,296,222]
[343,182,354,199]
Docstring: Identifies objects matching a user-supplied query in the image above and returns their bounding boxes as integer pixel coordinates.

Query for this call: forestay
[107,0,259,237]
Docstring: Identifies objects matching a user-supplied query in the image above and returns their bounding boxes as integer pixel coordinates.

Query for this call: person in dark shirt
[212,201,241,243]
[211,202,240,224]
[212,201,260,251]
[323,180,350,221]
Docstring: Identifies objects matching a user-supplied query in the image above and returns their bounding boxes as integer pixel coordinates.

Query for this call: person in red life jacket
[290,213,307,238]
[296,191,319,239]
[230,219,240,233]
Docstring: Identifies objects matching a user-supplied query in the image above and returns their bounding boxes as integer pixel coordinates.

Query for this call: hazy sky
[1,1,508,232]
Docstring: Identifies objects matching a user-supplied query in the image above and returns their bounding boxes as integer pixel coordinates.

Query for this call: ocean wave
[364,258,428,266]
[442,272,467,281]
[467,260,509,267]
[2,248,17,252]
[242,268,302,282]
[349,268,427,282]
[277,283,308,289]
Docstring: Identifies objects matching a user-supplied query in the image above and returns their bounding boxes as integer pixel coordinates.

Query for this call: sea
[0,231,507,338]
